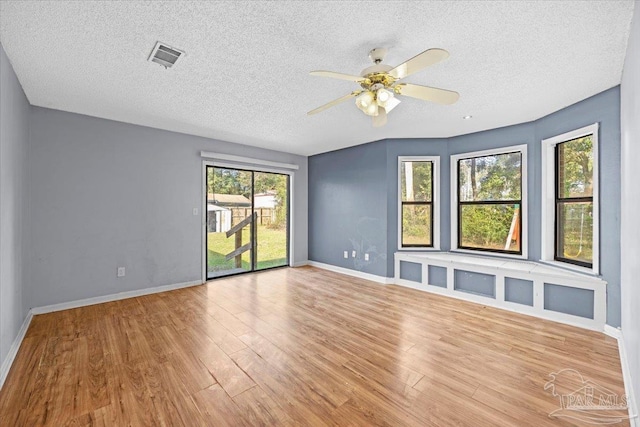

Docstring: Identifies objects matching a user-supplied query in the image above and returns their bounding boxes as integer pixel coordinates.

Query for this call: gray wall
[26,107,308,310]
[0,43,29,375]
[307,138,448,277]
[308,140,388,276]
[621,1,640,415]
[309,86,621,326]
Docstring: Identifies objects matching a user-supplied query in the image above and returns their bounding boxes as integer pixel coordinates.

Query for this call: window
[398,157,439,249]
[542,124,599,273]
[451,145,528,257]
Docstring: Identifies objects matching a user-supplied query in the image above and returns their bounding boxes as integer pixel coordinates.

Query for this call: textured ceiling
[0,1,635,156]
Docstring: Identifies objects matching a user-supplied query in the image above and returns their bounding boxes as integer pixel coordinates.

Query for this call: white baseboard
[292,260,309,267]
[0,310,33,390]
[603,325,638,425]
[30,279,203,315]
[604,324,623,340]
[620,335,639,426]
[307,261,394,284]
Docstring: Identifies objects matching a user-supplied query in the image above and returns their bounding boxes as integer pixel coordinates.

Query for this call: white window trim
[201,159,295,283]
[541,123,599,275]
[450,144,529,259]
[200,151,299,170]
[397,156,440,251]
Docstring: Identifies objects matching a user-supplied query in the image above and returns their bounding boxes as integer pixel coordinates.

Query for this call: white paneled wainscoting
[394,252,607,331]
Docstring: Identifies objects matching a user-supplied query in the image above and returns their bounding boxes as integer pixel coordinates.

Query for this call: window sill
[538,259,599,277]
[451,248,528,260]
[398,247,440,252]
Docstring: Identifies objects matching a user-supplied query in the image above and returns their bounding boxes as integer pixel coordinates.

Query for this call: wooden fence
[231,208,276,226]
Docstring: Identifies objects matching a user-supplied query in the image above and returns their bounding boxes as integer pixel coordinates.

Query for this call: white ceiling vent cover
[148,41,184,68]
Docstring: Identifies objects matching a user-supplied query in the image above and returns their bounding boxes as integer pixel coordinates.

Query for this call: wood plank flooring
[0,266,629,426]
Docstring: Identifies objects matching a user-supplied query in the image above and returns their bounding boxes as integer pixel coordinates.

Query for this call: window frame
[541,123,599,275]
[450,144,528,259]
[397,156,440,250]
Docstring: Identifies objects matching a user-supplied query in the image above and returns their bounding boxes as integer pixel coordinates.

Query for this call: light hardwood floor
[0,266,629,426]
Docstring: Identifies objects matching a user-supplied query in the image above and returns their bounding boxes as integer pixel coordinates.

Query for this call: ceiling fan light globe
[356,91,375,109]
[364,102,379,116]
[376,88,392,104]
[382,95,401,112]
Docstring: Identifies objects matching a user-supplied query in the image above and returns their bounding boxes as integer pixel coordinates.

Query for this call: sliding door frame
[201,159,295,282]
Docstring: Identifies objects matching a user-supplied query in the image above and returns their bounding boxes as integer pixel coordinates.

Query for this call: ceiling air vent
[148,41,184,69]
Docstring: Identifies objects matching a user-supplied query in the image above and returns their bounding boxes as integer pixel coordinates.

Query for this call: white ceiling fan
[307,47,460,127]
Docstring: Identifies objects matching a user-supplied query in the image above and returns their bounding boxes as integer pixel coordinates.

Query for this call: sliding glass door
[206,166,289,279]
[254,171,289,270]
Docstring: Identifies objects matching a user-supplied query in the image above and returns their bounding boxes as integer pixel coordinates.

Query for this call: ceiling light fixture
[355,88,401,117]
[309,47,459,127]
[376,88,401,112]
[377,88,392,103]
[463,115,473,120]
[356,91,375,111]
[364,102,379,117]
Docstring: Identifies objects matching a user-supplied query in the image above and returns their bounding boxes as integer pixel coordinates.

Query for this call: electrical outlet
[117,267,125,277]
[343,251,348,259]
[364,253,369,261]
[352,250,356,258]
[193,208,198,215]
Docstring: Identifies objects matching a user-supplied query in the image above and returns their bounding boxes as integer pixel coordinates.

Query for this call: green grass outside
[207,225,288,273]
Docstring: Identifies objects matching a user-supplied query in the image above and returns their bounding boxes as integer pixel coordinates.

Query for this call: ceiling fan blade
[310,70,366,83]
[307,91,362,115]
[389,48,450,80]
[395,83,459,105]
[372,107,387,127]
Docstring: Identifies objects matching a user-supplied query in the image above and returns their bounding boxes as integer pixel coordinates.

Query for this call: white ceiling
[0,1,635,156]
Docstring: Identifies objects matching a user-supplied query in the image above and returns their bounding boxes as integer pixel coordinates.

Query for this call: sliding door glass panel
[207,166,254,278]
[254,172,289,270]
[206,167,289,279]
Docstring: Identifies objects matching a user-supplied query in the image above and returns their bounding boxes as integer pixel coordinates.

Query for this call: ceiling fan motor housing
[359,64,396,91]
[360,63,393,78]
[368,47,388,64]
